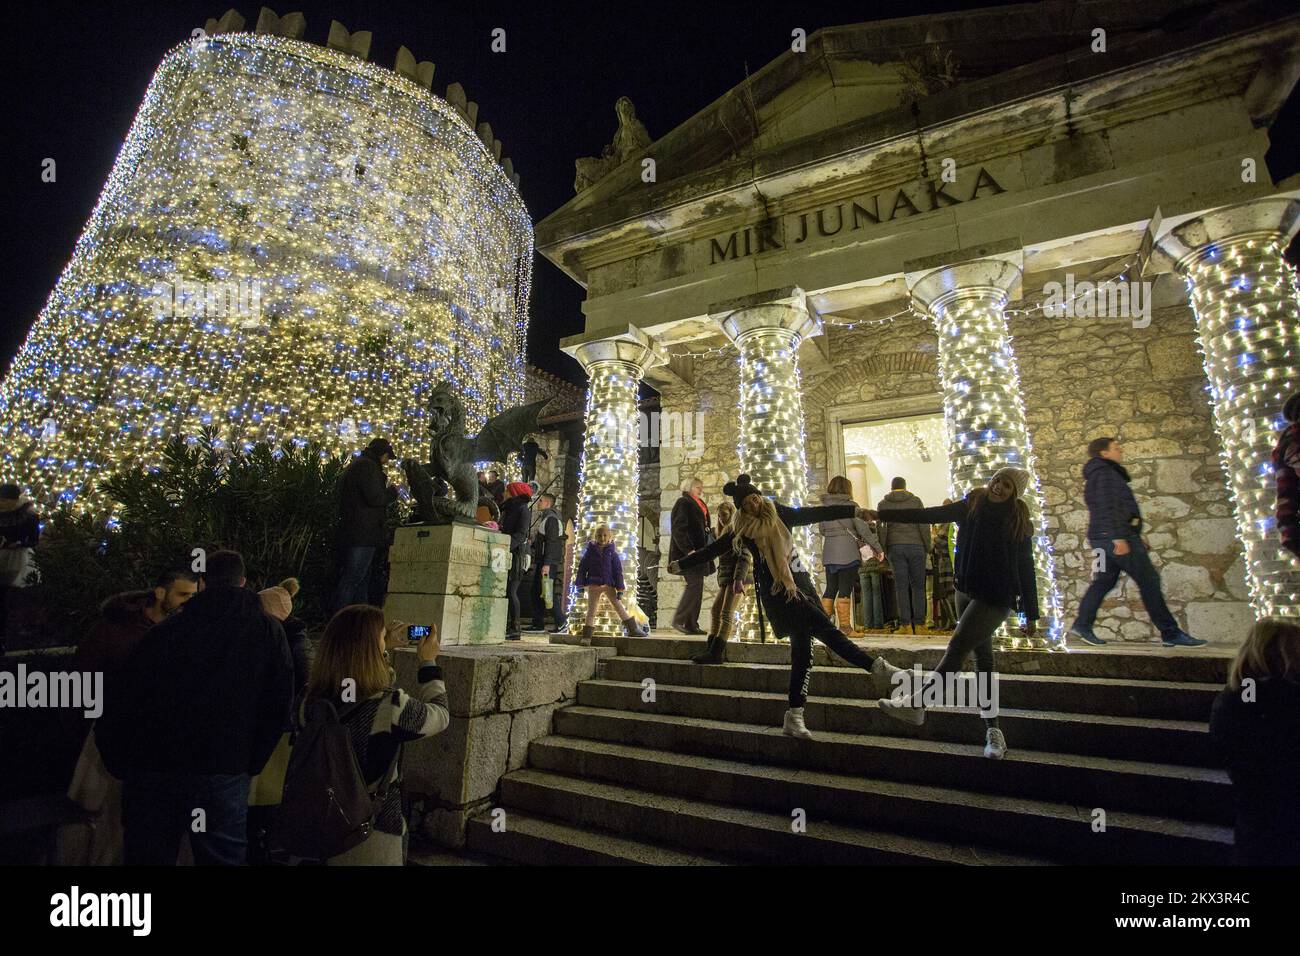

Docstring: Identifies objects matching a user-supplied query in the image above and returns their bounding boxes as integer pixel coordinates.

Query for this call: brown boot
[835,597,854,635]
[820,597,835,620]
[580,625,594,645]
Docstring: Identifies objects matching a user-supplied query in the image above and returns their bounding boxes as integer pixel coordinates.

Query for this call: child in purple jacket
[576,525,648,643]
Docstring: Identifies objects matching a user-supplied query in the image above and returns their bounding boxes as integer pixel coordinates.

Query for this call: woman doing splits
[864,467,1040,759]
[671,474,901,739]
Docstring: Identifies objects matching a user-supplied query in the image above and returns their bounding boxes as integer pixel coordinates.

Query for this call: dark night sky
[3,0,1298,385]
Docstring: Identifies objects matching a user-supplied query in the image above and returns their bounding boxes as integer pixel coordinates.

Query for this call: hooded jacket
[530,506,564,570]
[819,492,881,567]
[577,540,625,590]
[74,591,157,675]
[95,585,294,778]
[1083,456,1143,544]
[876,489,929,549]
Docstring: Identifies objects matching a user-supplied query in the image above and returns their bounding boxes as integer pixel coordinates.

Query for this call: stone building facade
[538,1,1300,645]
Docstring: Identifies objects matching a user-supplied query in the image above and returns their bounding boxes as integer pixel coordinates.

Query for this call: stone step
[617,636,1231,683]
[601,656,1218,721]
[552,706,1233,824]
[497,768,1055,865]
[575,679,1216,765]
[528,735,1232,865]
[465,808,732,865]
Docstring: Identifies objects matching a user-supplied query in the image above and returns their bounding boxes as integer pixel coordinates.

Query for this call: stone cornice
[537,6,1300,284]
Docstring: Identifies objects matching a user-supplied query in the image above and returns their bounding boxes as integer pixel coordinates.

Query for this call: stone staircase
[466,635,1235,865]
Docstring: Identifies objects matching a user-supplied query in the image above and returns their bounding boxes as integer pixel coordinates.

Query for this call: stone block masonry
[390,643,599,848]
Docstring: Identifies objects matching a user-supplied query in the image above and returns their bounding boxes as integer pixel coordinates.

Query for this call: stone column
[907,249,1062,647]
[715,288,822,640]
[1154,196,1300,620]
[561,328,665,640]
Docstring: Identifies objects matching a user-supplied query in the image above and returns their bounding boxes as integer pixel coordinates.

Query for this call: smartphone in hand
[408,624,432,644]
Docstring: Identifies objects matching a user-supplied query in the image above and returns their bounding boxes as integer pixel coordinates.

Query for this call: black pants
[506,551,524,634]
[930,591,1006,729]
[822,565,857,599]
[785,575,877,708]
[530,570,562,629]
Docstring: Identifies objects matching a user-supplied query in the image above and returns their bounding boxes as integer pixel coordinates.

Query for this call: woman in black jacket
[1209,618,1300,865]
[499,482,533,641]
[865,467,1039,759]
[672,474,901,739]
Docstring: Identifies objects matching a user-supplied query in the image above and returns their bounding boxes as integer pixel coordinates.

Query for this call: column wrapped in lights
[909,257,1063,648]
[1155,197,1300,620]
[563,332,664,639]
[718,292,821,641]
[0,31,531,512]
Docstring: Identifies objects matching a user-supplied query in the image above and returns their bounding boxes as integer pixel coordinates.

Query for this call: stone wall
[1012,271,1248,644]
[392,643,598,848]
[646,277,1248,645]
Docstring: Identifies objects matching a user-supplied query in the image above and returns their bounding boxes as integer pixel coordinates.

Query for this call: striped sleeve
[390,663,451,741]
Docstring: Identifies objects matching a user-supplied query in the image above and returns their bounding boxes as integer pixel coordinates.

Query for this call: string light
[732,321,817,640]
[566,358,645,636]
[1179,235,1300,618]
[0,33,531,511]
[921,280,1064,649]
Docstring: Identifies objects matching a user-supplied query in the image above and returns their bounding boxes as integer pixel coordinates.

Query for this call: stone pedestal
[383,522,511,646]
[390,643,599,848]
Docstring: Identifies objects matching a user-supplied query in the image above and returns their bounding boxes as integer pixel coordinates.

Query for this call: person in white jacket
[819,476,881,635]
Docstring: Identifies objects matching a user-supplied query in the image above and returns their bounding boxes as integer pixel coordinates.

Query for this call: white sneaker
[869,655,903,696]
[984,728,1007,759]
[877,692,926,726]
[782,707,814,740]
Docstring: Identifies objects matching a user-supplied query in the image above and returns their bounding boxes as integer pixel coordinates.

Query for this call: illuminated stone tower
[0,9,532,510]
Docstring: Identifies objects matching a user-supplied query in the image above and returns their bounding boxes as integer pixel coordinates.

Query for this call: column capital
[560,324,666,375]
[1150,194,1300,272]
[710,285,822,345]
[904,240,1024,315]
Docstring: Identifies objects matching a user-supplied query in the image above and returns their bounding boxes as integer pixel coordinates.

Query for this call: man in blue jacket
[1070,437,1205,647]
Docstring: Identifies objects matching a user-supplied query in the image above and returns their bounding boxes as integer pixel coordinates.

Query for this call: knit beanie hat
[506,481,533,499]
[722,473,764,509]
[258,577,299,622]
[990,467,1030,499]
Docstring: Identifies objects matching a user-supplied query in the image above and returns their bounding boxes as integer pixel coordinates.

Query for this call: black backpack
[271,691,401,861]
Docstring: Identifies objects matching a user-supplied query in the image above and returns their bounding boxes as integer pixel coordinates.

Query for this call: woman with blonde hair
[576,524,649,643]
[692,499,752,664]
[289,605,449,865]
[1210,619,1300,865]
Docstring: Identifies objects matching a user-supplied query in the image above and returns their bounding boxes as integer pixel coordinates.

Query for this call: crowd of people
[4,399,1298,866]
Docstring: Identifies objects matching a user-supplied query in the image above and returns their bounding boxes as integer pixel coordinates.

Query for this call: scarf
[731,497,797,597]
[690,493,709,520]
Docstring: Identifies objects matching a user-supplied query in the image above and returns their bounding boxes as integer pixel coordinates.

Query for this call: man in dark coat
[669,477,714,635]
[527,493,566,632]
[1070,437,1205,647]
[520,437,549,484]
[333,437,398,613]
[96,550,293,865]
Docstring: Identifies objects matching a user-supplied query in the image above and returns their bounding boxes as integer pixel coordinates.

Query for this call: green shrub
[32,429,355,643]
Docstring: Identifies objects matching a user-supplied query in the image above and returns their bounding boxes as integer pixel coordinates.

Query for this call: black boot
[690,632,724,664]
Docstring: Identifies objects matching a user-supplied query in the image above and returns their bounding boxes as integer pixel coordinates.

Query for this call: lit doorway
[841,413,950,509]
